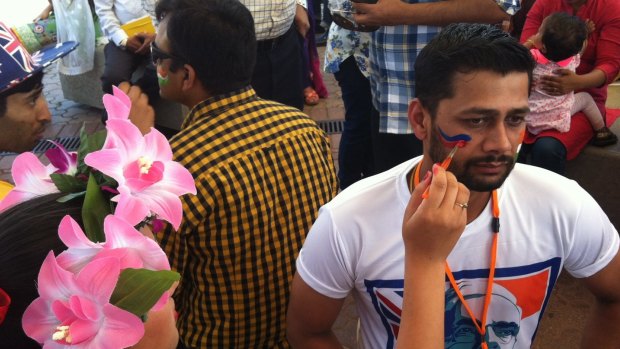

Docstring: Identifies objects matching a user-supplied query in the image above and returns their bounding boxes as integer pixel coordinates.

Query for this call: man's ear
[181,64,197,91]
[408,99,430,141]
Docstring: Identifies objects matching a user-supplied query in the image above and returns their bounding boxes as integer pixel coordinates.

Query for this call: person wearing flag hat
[0,21,77,154]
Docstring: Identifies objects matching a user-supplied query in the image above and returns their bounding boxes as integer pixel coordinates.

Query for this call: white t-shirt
[296,157,619,349]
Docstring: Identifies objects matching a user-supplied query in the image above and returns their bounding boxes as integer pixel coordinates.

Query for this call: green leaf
[81,173,111,242]
[110,269,180,317]
[77,124,90,174]
[50,173,87,193]
[56,191,86,203]
[77,125,107,174]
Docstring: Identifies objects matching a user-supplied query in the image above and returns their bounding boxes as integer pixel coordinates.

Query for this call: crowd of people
[0,0,619,348]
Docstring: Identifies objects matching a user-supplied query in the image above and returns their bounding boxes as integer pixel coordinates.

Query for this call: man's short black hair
[415,23,535,117]
[155,0,256,95]
[542,12,587,62]
[0,72,44,117]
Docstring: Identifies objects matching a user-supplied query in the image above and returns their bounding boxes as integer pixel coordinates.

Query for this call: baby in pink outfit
[527,12,617,146]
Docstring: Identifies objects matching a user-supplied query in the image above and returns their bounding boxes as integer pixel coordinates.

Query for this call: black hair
[541,12,588,62]
[415,23,535,117]
[155,0,256,95]
[0,71,44,117]
[155,0,175,21]
[0,193,83,348]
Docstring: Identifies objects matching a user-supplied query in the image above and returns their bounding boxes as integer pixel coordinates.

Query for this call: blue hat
[0,21,78,93]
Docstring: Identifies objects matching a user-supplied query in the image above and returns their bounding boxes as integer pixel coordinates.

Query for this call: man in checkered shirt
[240,0,311,111]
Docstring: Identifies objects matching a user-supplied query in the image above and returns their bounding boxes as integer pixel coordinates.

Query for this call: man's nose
[36,97,52,123]
[482,124,513,153]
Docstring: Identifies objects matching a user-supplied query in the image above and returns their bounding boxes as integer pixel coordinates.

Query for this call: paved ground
[0,52,595,348]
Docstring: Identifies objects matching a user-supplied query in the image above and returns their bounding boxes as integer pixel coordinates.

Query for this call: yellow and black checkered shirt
[159,87,338,348]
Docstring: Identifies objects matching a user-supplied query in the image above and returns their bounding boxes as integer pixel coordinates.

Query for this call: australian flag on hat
[0,21,77,93]
[0,22,34,73]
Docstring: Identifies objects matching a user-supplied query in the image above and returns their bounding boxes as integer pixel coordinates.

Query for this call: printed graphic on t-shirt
[364,258,562,349]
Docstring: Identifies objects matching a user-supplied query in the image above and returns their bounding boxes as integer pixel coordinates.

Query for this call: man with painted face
[149,0,338,347]
[287,23,620,349]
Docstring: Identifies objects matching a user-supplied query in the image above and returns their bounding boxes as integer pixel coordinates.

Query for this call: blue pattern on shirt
[324,0,371,77]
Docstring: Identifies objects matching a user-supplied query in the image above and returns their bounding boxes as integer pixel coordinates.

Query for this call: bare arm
[580,252,620,348]
[286,274,346,348]
[116,82,155,135]
[34,1,53,22]
[353,0,510,27]
[130,298,179,349]
[396,165,469,349]
[539,68,607,96]
[294,4,310,38]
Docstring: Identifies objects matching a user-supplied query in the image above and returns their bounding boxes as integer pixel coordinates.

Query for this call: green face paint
[157,67,169,86]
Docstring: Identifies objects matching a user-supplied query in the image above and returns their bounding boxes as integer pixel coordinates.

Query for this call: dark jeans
[311,0,332,25]
[252,26,304,110]
[517,137,567,175]
[334,56,374,189]
[371,108,423,173]
[101,42,159,101]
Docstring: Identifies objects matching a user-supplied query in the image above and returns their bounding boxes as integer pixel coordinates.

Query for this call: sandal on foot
[304,87,320,106]
[592,127,618,147]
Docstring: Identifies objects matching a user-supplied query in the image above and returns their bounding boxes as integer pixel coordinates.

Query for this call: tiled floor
[0,50,595,349]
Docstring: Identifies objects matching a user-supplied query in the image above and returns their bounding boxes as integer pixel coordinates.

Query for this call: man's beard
[428,129,515,192]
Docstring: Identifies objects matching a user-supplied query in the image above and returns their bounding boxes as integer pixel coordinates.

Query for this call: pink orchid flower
[56,215,171,274]
[45,141,78,175]
[84,119,196,229]
[0,152,59,212]
[104,86,131,121]
[100,86,132,151]
[22,252,145,348]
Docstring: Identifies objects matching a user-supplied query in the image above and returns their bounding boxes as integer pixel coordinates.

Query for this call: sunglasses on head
[150,41,186,66]
[331,9,379,32]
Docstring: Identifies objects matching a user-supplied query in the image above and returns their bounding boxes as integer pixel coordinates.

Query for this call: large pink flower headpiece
[2,87,187,348]
[0,86,197,237]
[21,215,180,348]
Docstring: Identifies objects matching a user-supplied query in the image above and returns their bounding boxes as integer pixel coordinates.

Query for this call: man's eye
[467,118,486,126]
[506,115,526,126]
[29,94,41,106]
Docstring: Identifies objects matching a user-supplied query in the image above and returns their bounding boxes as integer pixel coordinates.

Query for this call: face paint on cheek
[157,66,169,86]
[437,127,472,148]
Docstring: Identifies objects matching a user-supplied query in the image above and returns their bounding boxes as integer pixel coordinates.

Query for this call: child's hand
[529,32,543,49]
[541,69,579,96]
[585,19,596,34]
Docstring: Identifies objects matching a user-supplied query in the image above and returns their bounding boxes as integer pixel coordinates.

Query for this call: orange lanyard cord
[412,159,500,347]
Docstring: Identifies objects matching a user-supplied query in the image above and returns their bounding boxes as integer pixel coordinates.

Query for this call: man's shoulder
[169,98,329,176]
[238,98,326,137]
[505,163,588,201]
[325,159,415,214]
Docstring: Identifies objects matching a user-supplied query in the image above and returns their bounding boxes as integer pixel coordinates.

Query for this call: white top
[94,0,156,46]
[297,157,619,349]
[52,0,95,75]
